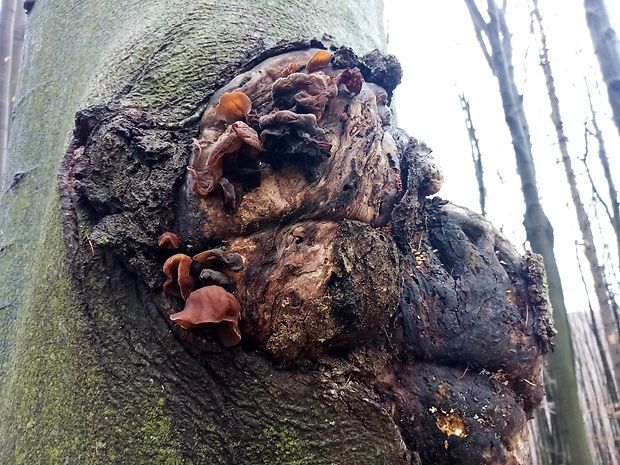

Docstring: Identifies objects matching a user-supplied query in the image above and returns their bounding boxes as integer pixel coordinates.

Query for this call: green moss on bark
[0,0,387,463]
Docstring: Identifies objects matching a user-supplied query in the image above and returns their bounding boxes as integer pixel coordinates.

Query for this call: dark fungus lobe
[361,50,402,101]
[259,110,331,181]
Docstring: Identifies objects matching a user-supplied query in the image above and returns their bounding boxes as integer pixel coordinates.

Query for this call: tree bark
[584,0,620,141]
[464,1,594,464]
[0,1,552,464]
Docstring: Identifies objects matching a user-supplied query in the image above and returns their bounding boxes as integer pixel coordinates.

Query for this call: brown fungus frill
[188,121,263,198]
[258,110,331,180]
[214,91,252,124]
[193,248,245,272]
[272,71,337,114]
[170,285,242,347]
[163,253,195,300]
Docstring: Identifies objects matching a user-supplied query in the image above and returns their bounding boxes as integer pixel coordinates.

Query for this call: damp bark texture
[0,1,552,464]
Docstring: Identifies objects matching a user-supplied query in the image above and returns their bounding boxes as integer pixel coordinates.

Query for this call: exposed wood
[571,311,620,465]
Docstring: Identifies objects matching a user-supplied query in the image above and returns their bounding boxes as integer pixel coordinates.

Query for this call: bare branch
[463,0,494,70]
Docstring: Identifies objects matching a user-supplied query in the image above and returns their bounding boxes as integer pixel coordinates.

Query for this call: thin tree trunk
[459,93,487,216]
[532,0,620,400]
[584,0,620,140]
[0,0,17,193]
[585,86,620,270]
[464,1,594,464]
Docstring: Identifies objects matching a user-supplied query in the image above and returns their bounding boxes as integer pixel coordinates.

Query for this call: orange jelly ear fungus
[215,91,252,125]
[306,50,331,72]
[169,285,242,347]
[162,254,195,300]
[157,232,180,250]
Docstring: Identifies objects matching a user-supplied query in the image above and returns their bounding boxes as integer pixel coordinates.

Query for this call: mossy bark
[0,1,388,463]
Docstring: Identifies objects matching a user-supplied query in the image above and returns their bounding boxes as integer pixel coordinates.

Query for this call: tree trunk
[0,0,17,193]
[464,1,594,464]
[584,0,620,140]
[532,0,620,403]
[459,93,487,217]
[585,87,620,272]
[0,1,552,464]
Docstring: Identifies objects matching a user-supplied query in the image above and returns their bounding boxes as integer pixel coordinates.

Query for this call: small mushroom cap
[170,285,242,347]
[306,50,331,72]
[193,248,245,272]
[162,254,195,300]
[281,62,299,78]
[157,232,180,250]
[215,91,252,124]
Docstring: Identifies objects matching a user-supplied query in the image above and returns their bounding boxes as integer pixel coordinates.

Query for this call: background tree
[584,0,620,140]
[531,0,620,402]
[464,1,593,463]
[0,0,19,192]
[459,93,487,216]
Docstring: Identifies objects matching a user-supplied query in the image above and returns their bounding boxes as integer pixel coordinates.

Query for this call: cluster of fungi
[160,48,396,350]
[61,43,554,463]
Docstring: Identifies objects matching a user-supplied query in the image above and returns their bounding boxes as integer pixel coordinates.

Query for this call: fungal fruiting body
[163,254,194,300]
[215,91,252,124]
[187,121,262,200]
[306,50,331,72]
[157,232,180,250]
[163,247,245,347]
[169,285,242,347]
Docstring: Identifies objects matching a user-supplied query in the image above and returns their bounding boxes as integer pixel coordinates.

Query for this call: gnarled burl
[60,45,554,465]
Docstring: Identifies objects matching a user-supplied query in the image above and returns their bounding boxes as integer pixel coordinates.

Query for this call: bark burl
[59,45,553,464]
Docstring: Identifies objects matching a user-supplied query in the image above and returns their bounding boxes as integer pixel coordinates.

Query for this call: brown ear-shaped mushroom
[188,121,262,197]
[337,67,364,95]
[157,232,180,250]
[306,50,331,72]
[162,254,195,300]
[280,62,299,78]
[170,285,242,347]
[215,91,252,124]
[272,72,337,114]
[193,248,245,272]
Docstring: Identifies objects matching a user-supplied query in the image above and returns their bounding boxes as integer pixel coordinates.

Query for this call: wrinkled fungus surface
[170,285,242,347]
[60,44,553,465]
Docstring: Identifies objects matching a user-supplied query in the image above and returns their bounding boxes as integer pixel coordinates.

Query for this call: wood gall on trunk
[60,42,552,464]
